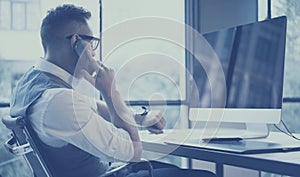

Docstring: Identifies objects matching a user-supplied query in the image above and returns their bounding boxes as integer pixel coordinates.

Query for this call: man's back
[10,67,108,177]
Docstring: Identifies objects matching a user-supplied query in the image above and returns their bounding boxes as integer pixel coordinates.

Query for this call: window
[102,0,185,102]
[259,1,300,176]
[102,0,186,167]
[269,0,300,133]
[0,0,41,30]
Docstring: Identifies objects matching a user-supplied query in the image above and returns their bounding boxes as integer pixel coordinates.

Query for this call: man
[10,4,216,177]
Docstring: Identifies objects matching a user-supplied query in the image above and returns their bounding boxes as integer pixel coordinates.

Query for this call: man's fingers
[154,120,165,130]
[154,113,166,129]
[81,70,95,85]
[88,59,100,73]
[160,117,167,128]
[87,60,108,77]
[145,118,165,130]
[148,127,164,134]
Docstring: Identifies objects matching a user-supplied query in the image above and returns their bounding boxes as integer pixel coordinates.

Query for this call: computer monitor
[189,16,287,124]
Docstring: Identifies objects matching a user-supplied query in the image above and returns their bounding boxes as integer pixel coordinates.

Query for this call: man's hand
[72,39,116,97]
[137,110,166,134]
[81,60,116,97]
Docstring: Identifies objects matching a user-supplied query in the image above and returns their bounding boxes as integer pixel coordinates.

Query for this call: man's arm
[96,101,111,122]
[96,101,166,134]
[35,89,135,162]
[82,61,142,162]
[102,90,142,162]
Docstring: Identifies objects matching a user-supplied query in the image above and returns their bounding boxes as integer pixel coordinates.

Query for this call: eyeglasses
[66,34,100,51]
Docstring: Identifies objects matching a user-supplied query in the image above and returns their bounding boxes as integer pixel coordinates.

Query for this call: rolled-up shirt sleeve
[41,89,134,162]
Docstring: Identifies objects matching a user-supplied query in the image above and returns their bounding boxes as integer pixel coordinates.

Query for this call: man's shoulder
[43,88,73,100]
[37,89,77,118]
[43,88,90,106]
[24,68,72,88]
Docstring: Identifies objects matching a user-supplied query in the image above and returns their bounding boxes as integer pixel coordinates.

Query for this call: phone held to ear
[74,39,85,56]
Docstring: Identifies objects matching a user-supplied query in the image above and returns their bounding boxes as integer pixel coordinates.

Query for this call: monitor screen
[189,16,287,124]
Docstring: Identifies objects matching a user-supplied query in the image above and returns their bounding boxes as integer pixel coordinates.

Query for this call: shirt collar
[34,59,76,87]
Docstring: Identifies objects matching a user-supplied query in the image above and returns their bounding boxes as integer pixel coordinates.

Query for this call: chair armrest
[2,115,24,130]
[2,115,33,155]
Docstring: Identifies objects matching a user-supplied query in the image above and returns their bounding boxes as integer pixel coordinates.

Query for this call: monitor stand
[243,123,269,139]
[200,122,270,140]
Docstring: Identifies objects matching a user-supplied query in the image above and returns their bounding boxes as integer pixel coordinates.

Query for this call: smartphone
[74,39,86,56]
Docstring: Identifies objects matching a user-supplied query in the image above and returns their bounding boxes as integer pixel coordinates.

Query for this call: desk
[140,130,300,177]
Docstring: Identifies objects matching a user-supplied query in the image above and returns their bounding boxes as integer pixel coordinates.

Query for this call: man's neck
[45,57,76,76]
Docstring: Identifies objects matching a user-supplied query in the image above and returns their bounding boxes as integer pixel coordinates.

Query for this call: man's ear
[70,34,79,48]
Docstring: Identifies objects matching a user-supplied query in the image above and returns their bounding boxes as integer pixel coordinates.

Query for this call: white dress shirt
[28,60,134,162]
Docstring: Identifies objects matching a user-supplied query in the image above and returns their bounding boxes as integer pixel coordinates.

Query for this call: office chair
[2,115,53,177]
[2,115,154,177]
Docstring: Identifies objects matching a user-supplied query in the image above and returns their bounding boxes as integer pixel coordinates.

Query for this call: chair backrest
[2,115,53,177]
[2,115,154,177]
